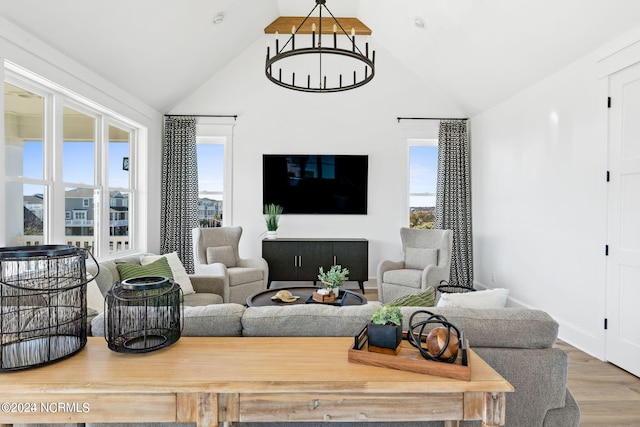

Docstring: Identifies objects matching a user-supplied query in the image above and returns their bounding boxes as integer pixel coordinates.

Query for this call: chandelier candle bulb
[275,31,279,52]
[312,23,316,47]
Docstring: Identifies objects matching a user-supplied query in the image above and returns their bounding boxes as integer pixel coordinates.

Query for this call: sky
[18,141,433,206]
[20,140,130,193]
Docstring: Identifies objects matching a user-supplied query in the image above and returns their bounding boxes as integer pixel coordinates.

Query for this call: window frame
[407,138,439,228]
[3,66,141,257]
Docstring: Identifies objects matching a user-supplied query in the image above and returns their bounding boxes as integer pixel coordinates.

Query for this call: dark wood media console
[262,238,368,292]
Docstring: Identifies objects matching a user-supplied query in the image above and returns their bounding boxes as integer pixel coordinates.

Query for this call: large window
[3,70,138,256]
[196,136,225,227]
[408,140,438,229]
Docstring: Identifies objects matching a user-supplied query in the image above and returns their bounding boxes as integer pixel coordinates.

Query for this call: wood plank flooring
[361,287,640,426]
[554,340,640,426]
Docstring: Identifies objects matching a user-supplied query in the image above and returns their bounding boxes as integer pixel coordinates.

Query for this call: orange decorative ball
[426,327,460,360]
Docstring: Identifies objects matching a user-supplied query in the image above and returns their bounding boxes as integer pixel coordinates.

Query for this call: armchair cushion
[140,252,196,295]
[228,268,264,287]
[405,247,438,270]
[382,269,423,288]
[206,245,236,267]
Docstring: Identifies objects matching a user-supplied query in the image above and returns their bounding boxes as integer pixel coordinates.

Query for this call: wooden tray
[348,325,471,381]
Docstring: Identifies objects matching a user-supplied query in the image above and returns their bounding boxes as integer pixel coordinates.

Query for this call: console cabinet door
[262,240,298,281]
[298,242,333,280]
[332,241,368,282]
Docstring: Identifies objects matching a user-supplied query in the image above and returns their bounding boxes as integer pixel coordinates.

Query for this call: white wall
[171,38,464,279]
[470,27,640,358]
[0,16,163,254]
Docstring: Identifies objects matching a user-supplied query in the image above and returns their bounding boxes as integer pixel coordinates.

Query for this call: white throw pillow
[436,288,509,309]
[140,252,196,295]
[86,273,105,313]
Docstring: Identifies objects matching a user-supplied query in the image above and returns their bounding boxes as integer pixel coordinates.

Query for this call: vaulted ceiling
[2,0,640,116]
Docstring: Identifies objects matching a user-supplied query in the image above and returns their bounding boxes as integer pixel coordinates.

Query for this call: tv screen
[263,154,368,214]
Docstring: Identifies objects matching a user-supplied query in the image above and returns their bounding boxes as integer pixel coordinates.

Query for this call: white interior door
[607,62,640,377]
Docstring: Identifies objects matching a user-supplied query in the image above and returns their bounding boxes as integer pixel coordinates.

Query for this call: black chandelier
[265,0,375,93]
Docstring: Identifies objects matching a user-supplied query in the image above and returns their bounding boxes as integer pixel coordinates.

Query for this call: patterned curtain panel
[435,120,473,288]
[161,116,199,274]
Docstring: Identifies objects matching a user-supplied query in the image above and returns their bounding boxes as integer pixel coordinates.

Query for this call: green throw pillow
[388,287,436,307]
[116,257,173,281]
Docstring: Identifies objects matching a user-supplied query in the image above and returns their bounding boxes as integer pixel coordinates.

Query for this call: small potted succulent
[368,304,403,353]
[263,203,283,239]
[315,264,349,302]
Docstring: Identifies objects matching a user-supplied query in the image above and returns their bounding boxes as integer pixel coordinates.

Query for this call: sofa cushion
[206,245,236,267]
[228,267,263,286]
[242,303,382,337]
[437,288,509,309]
[388,287,435,307]
[116,256,173,280]
[405,247,438,270]
[141,252,196,295]
[382,269,422,288]
[91,303,245,337]
[399,307,558,349]
[183,292,223,307]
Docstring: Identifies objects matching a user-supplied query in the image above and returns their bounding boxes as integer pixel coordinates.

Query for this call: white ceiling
[1,0,640,115]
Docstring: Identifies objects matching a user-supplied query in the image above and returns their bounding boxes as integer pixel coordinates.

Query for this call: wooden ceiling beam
[264,17,371,35]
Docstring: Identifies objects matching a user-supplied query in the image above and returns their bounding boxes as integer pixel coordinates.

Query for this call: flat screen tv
[263,154,368,214]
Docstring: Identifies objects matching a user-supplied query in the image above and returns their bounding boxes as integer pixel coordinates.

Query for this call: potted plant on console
[315,265,349,302]
[263,203,283,239]
[368,304,403,354]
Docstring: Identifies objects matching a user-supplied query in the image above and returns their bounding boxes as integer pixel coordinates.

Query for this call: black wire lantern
[0,245,92,371]
[105,276,183,353]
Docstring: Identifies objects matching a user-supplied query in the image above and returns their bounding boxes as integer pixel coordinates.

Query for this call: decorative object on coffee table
[105,276,183,353]
[312,287,336,303]
[317,264,349,297]
[263,203,283,239]
[407,309,464,364]
[270,289,300,303]
[0,245,92,371]
[367,304,403,354]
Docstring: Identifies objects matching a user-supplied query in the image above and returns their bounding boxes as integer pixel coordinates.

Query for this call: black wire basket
[0,245,91,371]
[437,280,476,294]
[105,276,183,353]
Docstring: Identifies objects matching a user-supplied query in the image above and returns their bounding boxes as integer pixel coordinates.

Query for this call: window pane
[4,83,44,179]
[197,144,223,192]
[65,187,96,250]
[409,145,438,229]
[109,191,130,254]
[63,107,95,184]
[197,143,224,227]
[5,182,45,246]
[109,125,130,188]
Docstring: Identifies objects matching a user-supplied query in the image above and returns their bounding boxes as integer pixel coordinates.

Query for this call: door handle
[333,256,337,265]
[294,256,297,267]
[298,256,302,267]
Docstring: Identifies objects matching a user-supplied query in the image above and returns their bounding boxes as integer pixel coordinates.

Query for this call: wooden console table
[0,337,512,427]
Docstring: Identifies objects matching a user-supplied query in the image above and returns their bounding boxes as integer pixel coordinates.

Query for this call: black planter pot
[367,322,403,350]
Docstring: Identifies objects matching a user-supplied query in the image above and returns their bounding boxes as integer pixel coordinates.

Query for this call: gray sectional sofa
[86,303,580,427]
[24,255,578,427]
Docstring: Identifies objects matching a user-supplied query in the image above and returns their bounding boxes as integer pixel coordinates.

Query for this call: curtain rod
[164,114,238,121]
[397,117,468,123]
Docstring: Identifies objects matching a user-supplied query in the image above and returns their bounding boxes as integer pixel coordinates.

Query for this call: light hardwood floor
[361,287,640,426]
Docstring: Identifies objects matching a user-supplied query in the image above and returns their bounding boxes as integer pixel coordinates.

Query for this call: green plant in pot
[317,264,349,296]
[263,204,283,239]
[368,304,404,354]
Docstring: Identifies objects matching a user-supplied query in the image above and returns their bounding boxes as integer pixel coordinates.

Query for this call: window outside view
[409,144,438,229]
[197,141,224,227]
[4,81,134,254]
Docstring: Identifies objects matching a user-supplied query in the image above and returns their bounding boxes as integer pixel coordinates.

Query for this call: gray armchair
[192,226,268,304]
[377,228,453,304]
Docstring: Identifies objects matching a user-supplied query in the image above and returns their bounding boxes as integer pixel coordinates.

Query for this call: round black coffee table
[246,286,367,307]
